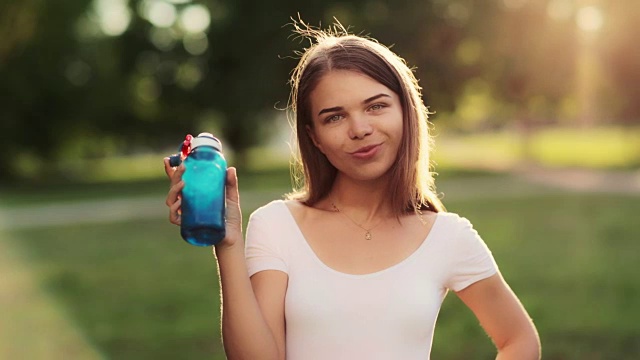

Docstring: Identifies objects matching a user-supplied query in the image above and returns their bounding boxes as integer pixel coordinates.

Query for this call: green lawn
[0,167,292,207]
[4,179,640,359]
[433,126,640,170]
[435,194,640,360]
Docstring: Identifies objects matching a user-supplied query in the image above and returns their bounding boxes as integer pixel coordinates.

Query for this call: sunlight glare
[93,0,131,36]
[149,27,178,51]
[136,77,161,103]
[183,32,209,55]
[444,2,471,25]
[143,0,177,28]
[547,0,573,21]
[176,60,204,89]
[456,39,482,65]
[178,4,211,34]
[503,0,528,10]
[577,6,604,32]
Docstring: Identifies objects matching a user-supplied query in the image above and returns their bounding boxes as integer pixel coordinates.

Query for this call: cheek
[306,125,323,152]
[392,115,403,133]
[310,127,341,155]
[310,135,332,156]
[390,119,405,154]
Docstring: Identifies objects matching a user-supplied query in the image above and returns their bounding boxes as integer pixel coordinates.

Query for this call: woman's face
[307,70,404,182]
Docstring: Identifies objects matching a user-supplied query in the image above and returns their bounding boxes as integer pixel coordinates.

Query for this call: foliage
[1,0,639,181]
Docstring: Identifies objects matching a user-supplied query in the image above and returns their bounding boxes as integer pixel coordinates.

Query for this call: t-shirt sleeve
[445,215,498,292]
[245,209,288,277]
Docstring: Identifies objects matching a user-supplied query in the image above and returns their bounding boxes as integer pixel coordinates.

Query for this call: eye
[324,114,343,123]
[368,103,387,112]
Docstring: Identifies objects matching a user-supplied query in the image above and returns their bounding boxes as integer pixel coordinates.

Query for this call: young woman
[164,21,540,360]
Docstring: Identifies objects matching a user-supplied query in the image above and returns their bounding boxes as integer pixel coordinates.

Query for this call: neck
[328,174,392,223]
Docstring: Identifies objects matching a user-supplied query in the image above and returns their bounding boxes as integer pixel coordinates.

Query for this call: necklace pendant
[365,231,372,240]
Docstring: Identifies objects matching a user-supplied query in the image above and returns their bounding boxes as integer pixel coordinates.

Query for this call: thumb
[224,167,243,233]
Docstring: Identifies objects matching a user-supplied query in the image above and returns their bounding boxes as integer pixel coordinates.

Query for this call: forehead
[309,70,395,111]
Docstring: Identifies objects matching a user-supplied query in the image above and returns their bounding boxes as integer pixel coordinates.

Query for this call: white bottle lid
[190,132,222,151]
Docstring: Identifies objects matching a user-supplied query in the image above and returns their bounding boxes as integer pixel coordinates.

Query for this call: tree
[2,0,637,182]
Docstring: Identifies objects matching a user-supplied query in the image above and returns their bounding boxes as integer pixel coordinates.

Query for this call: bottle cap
[190,132,222,151]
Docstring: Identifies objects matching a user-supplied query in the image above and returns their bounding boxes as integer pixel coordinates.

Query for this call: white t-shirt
[245,200,498,360]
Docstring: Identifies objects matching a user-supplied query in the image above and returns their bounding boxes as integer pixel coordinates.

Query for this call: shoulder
[246,200,306,239]
[430,211,485,251]
[249,199,288,222]
[434,211,475,232]
[245,200,293,250]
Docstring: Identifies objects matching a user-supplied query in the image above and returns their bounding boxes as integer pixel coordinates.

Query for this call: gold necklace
[415,207,428,226]
[330,201,385,240]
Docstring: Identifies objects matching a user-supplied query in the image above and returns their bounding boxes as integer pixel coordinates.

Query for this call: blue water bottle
[170,132,227,246]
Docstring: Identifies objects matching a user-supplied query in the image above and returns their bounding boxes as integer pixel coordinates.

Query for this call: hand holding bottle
[163,143,243,250]
[164,159,185,226]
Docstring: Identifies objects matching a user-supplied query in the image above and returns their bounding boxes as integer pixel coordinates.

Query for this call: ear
[306,125,324,153]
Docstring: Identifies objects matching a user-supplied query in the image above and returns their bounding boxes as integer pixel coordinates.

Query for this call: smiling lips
[350,144,381,159]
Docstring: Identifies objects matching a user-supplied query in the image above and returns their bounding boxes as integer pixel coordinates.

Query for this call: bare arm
[455,273,541,360]
[215,246,287,360]
[164,159,286,360]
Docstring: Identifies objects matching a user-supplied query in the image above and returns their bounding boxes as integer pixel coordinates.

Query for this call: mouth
[350,144,381,159]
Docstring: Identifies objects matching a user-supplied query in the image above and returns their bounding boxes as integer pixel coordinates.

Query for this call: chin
[347,166,393,182]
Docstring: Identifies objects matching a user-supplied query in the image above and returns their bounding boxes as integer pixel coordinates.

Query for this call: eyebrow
[317,93,392,116]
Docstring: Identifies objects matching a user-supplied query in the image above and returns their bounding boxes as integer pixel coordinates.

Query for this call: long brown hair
[286,20,444,215]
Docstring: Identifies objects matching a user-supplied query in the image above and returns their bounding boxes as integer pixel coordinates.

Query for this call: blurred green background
[1,0,639,359]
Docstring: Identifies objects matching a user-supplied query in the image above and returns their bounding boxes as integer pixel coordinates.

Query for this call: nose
[348,115,373,140]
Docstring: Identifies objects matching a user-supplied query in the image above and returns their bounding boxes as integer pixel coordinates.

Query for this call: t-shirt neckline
[277,200,442,279]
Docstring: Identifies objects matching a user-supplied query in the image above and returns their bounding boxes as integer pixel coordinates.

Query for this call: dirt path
[0,196,164,230]
[1,170,638,231]
[0,236,104,360]
[514,166,640,194]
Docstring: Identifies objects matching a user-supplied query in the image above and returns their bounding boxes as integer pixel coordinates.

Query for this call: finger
[169,198,182,225]
[163,157,175,180]
[224,167,242,233]
[226,167,239,201]
[164,158,185,188]
[165,180,184,207]
[169,163,185,187]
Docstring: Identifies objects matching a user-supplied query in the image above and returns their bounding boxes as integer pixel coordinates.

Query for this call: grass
[433,194,640,359]
[0,165,501,208]
[6,220,223,359]
[3,176,640,359]
[433,126,640,170]
[0,167,292,207]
